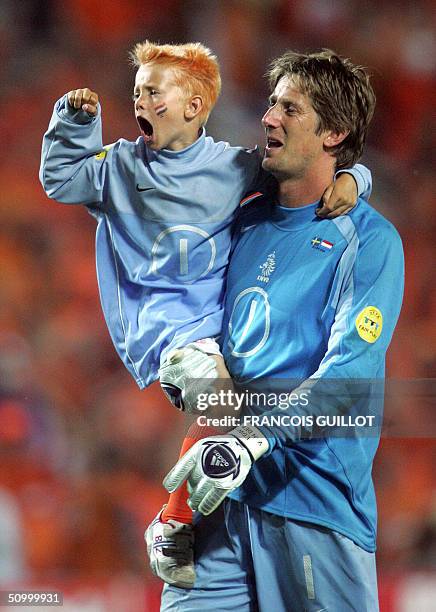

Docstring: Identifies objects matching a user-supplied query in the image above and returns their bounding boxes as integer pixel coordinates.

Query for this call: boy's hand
[316,172,358,218]
[67,88,99,116]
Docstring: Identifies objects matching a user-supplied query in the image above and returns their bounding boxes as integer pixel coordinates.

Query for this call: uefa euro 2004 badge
[355,306,383,343]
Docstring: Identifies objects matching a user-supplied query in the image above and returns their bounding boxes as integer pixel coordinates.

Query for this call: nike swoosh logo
[136,184,155,192]
[241,224,256,233]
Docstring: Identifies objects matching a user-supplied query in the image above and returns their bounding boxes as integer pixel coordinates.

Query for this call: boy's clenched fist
[67,88,99,115]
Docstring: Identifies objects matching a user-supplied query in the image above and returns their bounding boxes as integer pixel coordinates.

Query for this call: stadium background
[0,0,434,610]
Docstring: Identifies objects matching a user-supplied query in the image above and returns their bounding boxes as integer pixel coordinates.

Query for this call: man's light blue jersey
[40,96,372,389]
[222,195,404,552]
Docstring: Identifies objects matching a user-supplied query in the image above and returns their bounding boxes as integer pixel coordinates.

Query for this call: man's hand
[67,88,99,116]
[159,343,233,414]
[163,425,269,515]
[145,506,195,588]
[316,172,358,218]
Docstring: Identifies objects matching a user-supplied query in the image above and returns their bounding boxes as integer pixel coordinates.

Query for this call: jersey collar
[271,201,320,230]
[155,128,207,162]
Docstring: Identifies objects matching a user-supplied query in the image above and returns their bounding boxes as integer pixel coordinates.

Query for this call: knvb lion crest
[257,251,276,283]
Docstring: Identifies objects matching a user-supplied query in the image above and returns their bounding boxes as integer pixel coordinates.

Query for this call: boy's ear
[323,129,349,148]
[185,96,203,121]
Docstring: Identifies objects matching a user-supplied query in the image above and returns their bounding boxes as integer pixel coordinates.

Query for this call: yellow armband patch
[355,306,383,343]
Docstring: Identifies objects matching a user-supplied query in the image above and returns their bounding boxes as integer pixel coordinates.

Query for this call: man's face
[134,64,192,151]
[261,75,327,181]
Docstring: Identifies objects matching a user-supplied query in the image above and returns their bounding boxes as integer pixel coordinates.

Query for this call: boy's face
[134,64,194,151]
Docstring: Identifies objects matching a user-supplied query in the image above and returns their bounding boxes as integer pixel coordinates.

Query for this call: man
[39,41,370,588]
[161,50,404,611]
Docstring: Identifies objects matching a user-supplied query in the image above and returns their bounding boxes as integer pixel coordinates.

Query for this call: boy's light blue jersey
[40,97,262,387]
[40,96,372,389]
[222,195,404,551]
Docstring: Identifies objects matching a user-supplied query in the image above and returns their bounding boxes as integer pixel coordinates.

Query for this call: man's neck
[277,162,335,208]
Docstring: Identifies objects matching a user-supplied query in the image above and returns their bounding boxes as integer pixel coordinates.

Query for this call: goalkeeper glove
[159,344,219,413]
[163,425,269,515]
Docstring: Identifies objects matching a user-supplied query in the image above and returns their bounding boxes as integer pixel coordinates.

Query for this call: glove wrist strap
[231,424,269,461]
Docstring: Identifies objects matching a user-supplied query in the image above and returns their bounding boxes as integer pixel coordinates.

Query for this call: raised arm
[39,89,110,205]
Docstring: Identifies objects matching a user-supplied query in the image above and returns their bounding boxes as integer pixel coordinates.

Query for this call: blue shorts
[161,499,378,612]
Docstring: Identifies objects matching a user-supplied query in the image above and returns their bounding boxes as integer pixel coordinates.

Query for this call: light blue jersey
[40,96,372,389]
[40,97,262,387]
[222,194,404,552]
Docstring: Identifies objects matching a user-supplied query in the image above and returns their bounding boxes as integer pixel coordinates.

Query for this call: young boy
[39,41,371,588]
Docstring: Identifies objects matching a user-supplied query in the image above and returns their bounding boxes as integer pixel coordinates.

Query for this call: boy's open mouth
[137,116,153,142]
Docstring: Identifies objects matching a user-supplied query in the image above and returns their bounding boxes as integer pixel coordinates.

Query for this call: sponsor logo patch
[355,306,383,343]
[161,382,185,411]
[201,441,241,479]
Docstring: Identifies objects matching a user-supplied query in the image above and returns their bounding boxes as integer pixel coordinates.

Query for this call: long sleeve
[337,163,372,201]
[39,95,110,205]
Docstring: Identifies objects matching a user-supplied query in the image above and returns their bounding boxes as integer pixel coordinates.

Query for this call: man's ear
[323,130,350,148]
[185,96,203,121]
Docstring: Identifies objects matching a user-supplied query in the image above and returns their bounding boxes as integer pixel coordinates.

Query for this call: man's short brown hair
[267,49,376,170]
[130,41,221,126]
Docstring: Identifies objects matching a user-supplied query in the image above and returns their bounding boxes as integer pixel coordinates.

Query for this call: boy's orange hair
[130,41,221,126]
